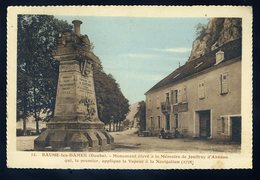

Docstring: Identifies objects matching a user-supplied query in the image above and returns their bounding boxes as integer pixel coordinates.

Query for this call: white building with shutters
[145,38,241,142]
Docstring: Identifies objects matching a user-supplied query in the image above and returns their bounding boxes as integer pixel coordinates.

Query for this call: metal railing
[161,101,171,113]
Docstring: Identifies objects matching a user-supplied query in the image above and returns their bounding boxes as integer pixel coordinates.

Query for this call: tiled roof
[145,38,242,94]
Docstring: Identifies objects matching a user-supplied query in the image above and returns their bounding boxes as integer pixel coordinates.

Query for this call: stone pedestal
[34,121,114,151]
[34,20,114,151]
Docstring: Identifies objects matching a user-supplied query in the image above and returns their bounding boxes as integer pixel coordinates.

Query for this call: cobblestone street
[17,128,240,152]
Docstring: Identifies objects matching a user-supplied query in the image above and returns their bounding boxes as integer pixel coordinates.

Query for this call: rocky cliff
[189,18,242,61]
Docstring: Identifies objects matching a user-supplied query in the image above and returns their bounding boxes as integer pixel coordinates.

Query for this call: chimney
[215,50,224,64]
[72,20,82,36]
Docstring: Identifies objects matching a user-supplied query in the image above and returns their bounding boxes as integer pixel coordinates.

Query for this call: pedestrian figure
[160,128,165,138]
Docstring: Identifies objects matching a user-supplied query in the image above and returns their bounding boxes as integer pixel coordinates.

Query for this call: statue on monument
[79,97,96,121]
[34,20,114,151]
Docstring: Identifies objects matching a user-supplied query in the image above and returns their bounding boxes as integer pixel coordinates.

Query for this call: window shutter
[198,81,205,99]
[170,90,174,104]
[221,72,229,94]
[219,74,222,94]
[173,91,176,104]
[178,89,182,103]
[198,83,201,98]
[182,86,187,102]
[224,116,229,134]
[217,118,222,134]
[173,90,178,104]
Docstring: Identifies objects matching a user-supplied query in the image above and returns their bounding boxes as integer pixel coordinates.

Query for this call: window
[174,114,179,128]
[182,86,187,102]
[165,114,170,130]
[166,93,170,104]
[150,117,154,130]
[174,90,178,104]
[158,116,161,129]
[178,89,182,103]
[198,81,205,99]
[220,72,229,94]
[170,90,174,104]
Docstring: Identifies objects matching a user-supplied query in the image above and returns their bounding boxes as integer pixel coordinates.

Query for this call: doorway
[150,117,154,130]
[199,110,211,138]
[231,116,241,143]
[165,114,170,130]
[174,114,179,128]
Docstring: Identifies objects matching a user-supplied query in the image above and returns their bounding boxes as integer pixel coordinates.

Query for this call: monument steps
[35,128,114,151]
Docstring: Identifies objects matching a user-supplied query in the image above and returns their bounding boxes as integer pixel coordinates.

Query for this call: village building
[145,38,241,142]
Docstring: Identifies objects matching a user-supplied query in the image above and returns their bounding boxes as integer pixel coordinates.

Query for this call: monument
[34,20,114,151]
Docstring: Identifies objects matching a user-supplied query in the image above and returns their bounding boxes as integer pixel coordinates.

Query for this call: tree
[195,23,207,39]
[94,68,130,129]
[134,101,146,131]
[17,15,73,133]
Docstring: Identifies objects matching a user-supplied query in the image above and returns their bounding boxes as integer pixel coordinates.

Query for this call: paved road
[16,128,240,152]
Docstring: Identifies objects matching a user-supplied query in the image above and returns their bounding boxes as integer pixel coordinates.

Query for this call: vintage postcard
[7,6,252,169]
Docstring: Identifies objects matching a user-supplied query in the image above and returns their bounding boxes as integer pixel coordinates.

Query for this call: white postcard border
[7,6,253,169]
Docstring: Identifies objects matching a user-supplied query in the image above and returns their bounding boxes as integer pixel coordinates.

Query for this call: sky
[56,16,209,104]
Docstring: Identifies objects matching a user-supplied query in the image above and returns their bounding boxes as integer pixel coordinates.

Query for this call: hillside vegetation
[189,18,242,61]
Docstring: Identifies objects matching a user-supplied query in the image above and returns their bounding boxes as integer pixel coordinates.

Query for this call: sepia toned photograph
[7,6,252,169]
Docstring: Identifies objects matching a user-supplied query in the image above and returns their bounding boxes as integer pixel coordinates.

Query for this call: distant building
[125,102,139,129]
[145,39,241,142]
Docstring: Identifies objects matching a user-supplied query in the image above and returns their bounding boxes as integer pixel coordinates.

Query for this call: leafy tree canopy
[94,69,130,125]
[17,15,73,123]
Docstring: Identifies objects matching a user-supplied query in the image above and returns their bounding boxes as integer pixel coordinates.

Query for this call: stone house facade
[145,39,241,142]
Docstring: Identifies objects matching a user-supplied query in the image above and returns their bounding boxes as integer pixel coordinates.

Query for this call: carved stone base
[34,121,114,151]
